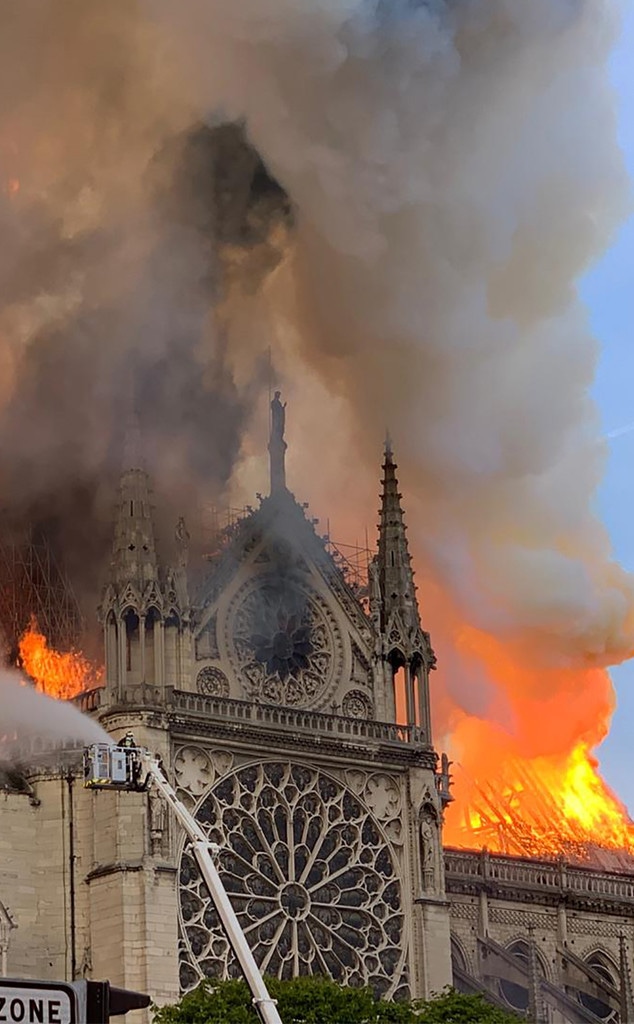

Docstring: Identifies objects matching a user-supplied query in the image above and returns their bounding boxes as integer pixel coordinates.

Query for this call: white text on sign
[0,988,73,1024]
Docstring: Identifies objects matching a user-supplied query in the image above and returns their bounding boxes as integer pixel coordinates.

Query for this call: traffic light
[108,986,151,1016]
[85,981,150,1022]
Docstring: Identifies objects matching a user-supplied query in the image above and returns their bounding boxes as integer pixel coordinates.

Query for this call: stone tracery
[196,666,230,697]
[178,761,407,997]
[341,689,374,720]
[226,576,343,708]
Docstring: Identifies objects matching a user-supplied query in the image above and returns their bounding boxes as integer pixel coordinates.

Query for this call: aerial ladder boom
[84,742,283,1024]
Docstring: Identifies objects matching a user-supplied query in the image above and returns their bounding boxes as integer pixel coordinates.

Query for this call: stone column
[478,851,489,936]
[557,902,568,947]
[527,927,545,1024]
[478,889,489,937]
[405,664,416,727]
[419,667,432,741]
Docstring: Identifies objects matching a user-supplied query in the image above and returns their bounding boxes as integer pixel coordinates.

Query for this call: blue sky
[583,7,634,810]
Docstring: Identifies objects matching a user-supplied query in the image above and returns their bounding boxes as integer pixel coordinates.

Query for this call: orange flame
[18,619,104,701]
[442,623,634,863]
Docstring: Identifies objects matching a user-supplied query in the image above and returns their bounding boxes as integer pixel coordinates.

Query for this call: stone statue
[437,752,454,806]
[175,516,190,570]
[368,557,382,635]
[149,789,168,855]
[420,808,437,890]
[368,557,381,603]
[271,391,286,444]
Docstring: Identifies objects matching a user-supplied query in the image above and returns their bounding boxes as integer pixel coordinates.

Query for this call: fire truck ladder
[84,742,283,1024]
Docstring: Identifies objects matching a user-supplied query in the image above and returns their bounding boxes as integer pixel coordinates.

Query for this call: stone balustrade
[73,685,430,751]
[73,687,103,713]
[169,689,429,746]
[444,847,634,904]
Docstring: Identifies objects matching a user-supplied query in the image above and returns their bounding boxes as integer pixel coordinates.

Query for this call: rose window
[178,762,407,998]
[197,667,230,697]
[250,603,313,680]
[342,689,374,720]
[227,577,342,707]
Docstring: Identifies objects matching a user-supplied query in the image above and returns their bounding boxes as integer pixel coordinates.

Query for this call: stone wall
[0,777,70,980]
[0,740,179,1024]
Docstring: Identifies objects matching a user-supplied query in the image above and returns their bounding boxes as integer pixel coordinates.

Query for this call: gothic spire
[374,439,420,636]
[110,411,158,588]
[268,390,288,495]
[371,439,435,736]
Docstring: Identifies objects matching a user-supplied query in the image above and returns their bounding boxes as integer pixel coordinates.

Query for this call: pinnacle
[111,458,158,589]
[375,438,422,638]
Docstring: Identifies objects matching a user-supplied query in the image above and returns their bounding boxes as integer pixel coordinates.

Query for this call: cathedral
[1,398,634,1024]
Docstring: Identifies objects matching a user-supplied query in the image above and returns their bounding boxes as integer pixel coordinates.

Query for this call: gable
[190,492,377,713]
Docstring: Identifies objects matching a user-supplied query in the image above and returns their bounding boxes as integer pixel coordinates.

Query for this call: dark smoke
[0,2,291,635]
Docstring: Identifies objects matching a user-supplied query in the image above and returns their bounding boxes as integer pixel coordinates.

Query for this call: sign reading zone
[0,983,76,1024]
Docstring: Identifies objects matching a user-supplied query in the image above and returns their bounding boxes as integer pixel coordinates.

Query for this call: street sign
[1,978,149,1023]
[0,980,79,1024]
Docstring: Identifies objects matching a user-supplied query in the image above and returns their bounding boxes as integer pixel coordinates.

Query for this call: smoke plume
[0,670,107,762]
[0,2,289,616]
[146,1,632,759]
[0,2,631,831]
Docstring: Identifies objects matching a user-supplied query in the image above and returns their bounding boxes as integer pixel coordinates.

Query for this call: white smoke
[0,671,107,762]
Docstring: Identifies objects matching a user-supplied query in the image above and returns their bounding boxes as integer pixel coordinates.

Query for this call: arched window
[388,650,407,727]
[105,611,118,684]
[123,609,139,673]
[498,939,545,1014]
[450,936,471,993]
[145,607,161,683]
[578,952,618,1023]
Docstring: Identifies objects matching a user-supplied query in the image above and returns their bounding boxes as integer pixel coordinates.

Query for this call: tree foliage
[414,989,521,1023]
[153,978,520,1024]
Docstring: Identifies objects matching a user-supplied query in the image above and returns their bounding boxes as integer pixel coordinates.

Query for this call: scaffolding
[198,503,372,608]
[199,504,254,560]
[0,529,83,657]
[324,537,371,608]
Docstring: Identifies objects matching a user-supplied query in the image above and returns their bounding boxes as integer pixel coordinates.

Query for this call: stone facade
[1,410,634,1023]
[446,848,634,1022]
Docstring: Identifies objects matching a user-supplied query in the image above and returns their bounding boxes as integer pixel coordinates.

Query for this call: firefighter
[116,732,143,789]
